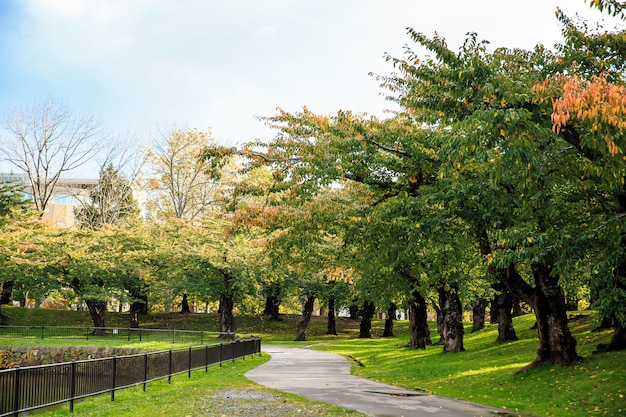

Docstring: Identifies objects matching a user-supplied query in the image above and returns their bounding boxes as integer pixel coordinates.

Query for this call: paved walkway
[246,346,533,417]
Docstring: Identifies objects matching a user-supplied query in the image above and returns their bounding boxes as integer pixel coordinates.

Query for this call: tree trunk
[262,282,282,321]
[382,302,397,337]
[432,302,444,345]
[489,298,498,324]
[1,281,13,305]
[180,293,191,313]
[407,290,431,349]
[595,324,626,353]
[128,287,148,328]
[439,286,465,353]
[128,295,148,329]
[86,300,107,335]
[326,297,337,335]
[263,294,282,321]
[494,291,518,343]
[359,301,375,338]
[349,304,359,320]
[218,295,236,337]
[516,263,580,370]
[471,297,488,332]
[511,297,525,317]
[479,229,578,368]
[295,295,316,341]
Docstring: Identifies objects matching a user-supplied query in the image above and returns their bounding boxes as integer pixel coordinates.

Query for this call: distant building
[2,172,147,228]
[1,173,99,228]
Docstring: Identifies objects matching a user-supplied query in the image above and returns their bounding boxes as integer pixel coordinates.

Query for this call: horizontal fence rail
[0,335,261,416]
[0,325,236,344]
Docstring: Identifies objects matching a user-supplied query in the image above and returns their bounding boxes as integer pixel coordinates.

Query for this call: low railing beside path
[0,327,261,416]
[0,324,236,344]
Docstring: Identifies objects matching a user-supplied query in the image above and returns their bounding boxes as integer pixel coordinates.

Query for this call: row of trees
[241,8,626,370]
[1,2,625,372]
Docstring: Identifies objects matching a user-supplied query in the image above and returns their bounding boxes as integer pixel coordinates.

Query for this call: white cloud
[1,0,621,152]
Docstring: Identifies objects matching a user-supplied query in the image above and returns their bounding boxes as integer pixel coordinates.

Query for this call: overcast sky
[0,0,619,159]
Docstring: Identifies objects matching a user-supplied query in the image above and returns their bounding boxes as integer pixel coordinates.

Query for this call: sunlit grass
[2,306,624,417]
[311,313,625,417]
[36,355,366,417]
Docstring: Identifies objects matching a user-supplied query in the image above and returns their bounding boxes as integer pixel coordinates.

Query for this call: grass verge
[2,306,624,416]
[35,354,366,417]
[311,312,625,417]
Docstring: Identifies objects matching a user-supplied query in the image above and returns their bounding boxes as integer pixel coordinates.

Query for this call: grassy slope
[1,306,625,417]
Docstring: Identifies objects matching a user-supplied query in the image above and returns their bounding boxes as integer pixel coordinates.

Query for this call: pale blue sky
[0,0,618,155]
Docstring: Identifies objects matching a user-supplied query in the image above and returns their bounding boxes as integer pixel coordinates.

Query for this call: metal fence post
[70,360,76,413]
[205,345,208,372]
[41,325,45,340]
[143,352,148,392]
[168,349,172,384]
[232,340,235,363]
[187,346,192,378]
[12,366,20,417]
[111,356,117,402]
[139,328,142,343]
[219,343,223,367]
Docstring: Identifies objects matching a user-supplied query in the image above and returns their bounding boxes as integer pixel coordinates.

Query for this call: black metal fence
[0,325,236,344]
[0,337,261,416]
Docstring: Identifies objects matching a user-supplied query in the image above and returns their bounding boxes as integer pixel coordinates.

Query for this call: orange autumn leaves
[546,74,626,156]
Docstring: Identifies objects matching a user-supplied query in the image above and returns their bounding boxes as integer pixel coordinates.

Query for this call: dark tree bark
[493,290,518,343]
[439,286,465,353]
[218,295,236,337]
[382,302,397,337]
[359,301,375,338]
[502,263,580,370]
[489,298,498,324]
[479,229,578,368]
[511,297,525,317]
[595,324,626,353]
[594,315,613,332]
[128,293,148,329]
[180,293,191,313]
[263,294,282,321]
[349,304,359,320]
[471,297,488,332]
[86,300,107,335]
[217,268,236,338]
[262,282,282,321]
[295,295,316,341]
[1,281,13,305]
[126,283,148,328]
[407,289,431,349]
[432,302,444,345]
[326,297,337,335]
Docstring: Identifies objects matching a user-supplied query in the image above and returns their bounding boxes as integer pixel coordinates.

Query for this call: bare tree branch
[1,98,104,215]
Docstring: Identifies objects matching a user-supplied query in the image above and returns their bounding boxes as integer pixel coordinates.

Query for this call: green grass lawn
[1,305,624,417]
[36,355,366,417]
[310,313,625,417]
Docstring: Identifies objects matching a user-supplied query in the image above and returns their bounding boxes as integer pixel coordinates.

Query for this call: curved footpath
[245,346,535,417]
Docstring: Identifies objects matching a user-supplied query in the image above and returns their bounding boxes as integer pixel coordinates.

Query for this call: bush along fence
[0,333,261,416]
[0,325,236,344]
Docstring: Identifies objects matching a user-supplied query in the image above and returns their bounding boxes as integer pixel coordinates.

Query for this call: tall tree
[146,128,232,222]
[0,98,103,216]
[74,164,139,229]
